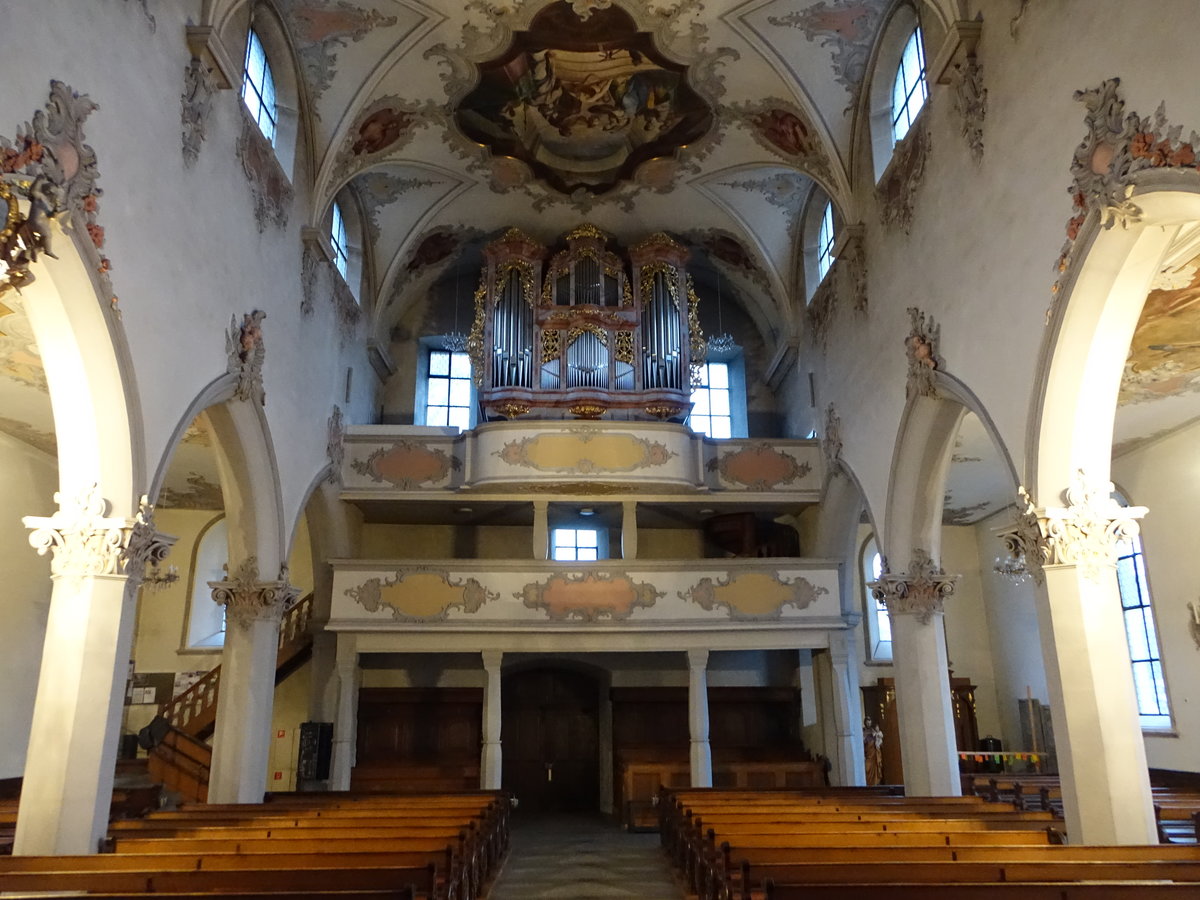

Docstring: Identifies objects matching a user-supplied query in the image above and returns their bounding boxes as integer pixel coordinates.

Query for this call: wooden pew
[762,882,1200,899]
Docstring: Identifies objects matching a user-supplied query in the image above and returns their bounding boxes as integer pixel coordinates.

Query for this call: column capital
[868,548,957,625]
[481,649,504,670]
[24,485,176,581]
[687,648,709,669]
[1000,471,1146,585]
[209,557,298,630]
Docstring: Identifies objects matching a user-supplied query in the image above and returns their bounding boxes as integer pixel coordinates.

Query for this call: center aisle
[485,814,685,900]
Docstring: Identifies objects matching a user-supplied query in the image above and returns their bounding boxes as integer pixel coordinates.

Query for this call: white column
[827,632,865,786]
[1004,477,1156,844]
[207,559,297,804]
[687,649,713,787]
[16,489,173,855]
[870,550,961,797]
[480,650,503,790]
[329,639,360,792]
[620,501,637,560]
[533,500,549,561]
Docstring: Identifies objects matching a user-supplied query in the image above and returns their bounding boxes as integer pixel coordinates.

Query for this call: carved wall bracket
[181,57,215,167]
[24,485,175,580]
[326,405,344,484]
[933,20,985,162]
[209,557,297,630]
[868,549,958,625]
[821,402,842,472]
[877,123,929,233]
[235,117,293,231]
[905,306,942,399]
[997,472,1145,584]
[226,310,266,404]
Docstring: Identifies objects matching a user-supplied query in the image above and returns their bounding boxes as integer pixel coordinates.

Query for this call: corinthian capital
[209,557,298,630]
[24,486,175,580]
[868,549,958,626]
[999,471,1145,584]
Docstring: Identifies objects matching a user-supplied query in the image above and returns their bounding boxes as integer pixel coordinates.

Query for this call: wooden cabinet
[861,675,978,785]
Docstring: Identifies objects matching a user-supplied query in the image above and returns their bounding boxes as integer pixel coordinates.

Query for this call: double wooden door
[501,668,599,813]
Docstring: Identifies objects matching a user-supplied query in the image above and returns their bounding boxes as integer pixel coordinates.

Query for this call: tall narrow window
[330,202,349,279]
[891,27,927,142]
[862,536,892,661]
[816,201,836,282]
[241,29,277,144]
[690,361,731,439]
[552,528,599,561]
[425,349,472,430]
[1112,498,1171,729]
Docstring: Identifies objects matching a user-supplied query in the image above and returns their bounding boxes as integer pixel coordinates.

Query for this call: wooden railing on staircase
[147,593,314,802]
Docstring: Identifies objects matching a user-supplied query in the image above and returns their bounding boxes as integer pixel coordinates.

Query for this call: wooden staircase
[147,593,314,802]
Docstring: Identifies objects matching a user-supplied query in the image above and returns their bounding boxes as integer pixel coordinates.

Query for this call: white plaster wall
[0,435,57,778]
[1113,420,1200,772]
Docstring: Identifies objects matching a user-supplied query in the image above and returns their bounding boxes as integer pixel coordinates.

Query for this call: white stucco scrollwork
[24,486,175,580]
[209,557,298,630]
[868,548,958,625]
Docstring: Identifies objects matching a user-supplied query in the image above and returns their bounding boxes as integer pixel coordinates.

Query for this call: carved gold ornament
[569,404,606,419]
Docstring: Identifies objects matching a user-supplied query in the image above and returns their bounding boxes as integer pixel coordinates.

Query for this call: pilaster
[687,648,713,787]
[480,650,503,790]
[329,636,360,792]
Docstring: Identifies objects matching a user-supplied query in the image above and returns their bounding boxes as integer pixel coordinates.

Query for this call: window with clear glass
[241,29,277,145]
[331,201,349,280]
[184,517,228,649]
[1113,516,1171,729]
[862,536,892,661]
[425,350,472,430]
[690,361,732,439]
[552,528,600,561]
[816,201,836,282]
[891,27,927,143]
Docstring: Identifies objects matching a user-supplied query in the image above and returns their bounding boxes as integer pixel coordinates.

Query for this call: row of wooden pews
[964,773,1200,844]
[660,786,1200,899]
[0,790,510,900]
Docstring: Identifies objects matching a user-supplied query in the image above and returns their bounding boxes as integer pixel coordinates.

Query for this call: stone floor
[485,814,686,900]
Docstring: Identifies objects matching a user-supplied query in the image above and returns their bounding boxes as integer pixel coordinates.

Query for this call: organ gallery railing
[468,224,705,422]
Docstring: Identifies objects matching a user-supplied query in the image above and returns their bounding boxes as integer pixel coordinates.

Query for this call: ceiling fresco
[1114,246,1200,455]
[454,2,716,196]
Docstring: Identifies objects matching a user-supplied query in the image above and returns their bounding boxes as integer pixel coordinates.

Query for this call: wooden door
[502,668,599,813]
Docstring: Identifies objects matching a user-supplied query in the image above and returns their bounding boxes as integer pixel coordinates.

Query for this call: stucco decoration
[158,473,224,510]
[1000,471,1146,585]
[330,96,434,184]
[123,0,156,31]
[707,442,812,490]
[325,405,344,484]
[1121,250,1200,407]
[807,224,867,347]
[350,440,461,488]
[453,1,715,197]
[346,570,498,622]
[767,0,888,95]
[1187,601,1200,651]
[180,57,215,167]
[226,310,267,404]
[209,557,298,630]
[878,123,929,233]
[681,571,826,620]
[331,271,362,341]
[0,81,111,303]
[518,571,663,621]
[998,486,1047,585]
[0,301,48,390]
[1010,0,1033,37]
[904,306,942,399]
[300,233,321,316]
[276,0,398,105]
[355,171,440,243]
[868,549,957,626]
[821,403,842,471]
[728,99,836,188]
[493,430,676,474]
[24,486,175,581]
[721,171,808,240]
[949,56,986,162]
[682,228,773,294]
[235,117,294,231]
[1054,79,1200,313]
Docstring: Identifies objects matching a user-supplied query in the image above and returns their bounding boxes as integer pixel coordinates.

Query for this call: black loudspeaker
[297,721,334,781]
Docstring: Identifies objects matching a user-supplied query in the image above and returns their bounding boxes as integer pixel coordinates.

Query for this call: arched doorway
[502,667,600,813]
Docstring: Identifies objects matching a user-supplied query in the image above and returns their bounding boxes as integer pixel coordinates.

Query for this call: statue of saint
[864,716,884,786]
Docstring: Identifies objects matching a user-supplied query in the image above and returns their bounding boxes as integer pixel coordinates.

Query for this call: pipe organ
[468,225,705,421]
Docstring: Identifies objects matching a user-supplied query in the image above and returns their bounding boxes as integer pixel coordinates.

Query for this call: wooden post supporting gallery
[329,637,360,791]
[687,649,713,787]
[480,650,503,790]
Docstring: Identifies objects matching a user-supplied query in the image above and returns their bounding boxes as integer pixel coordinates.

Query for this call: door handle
[545,762,554,782]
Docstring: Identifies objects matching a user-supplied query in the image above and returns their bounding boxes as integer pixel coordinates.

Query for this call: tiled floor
[485,814,685,900]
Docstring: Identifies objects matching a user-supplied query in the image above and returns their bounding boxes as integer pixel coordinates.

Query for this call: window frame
[241,28,278,146]
[419,347,474,431]
[180,515,229,651]
[331,201,350,280]
[551,526,603,562]
[890,26,928,144]
[867,4,927,182]
[816,200,836,284]
[860,534,892,663]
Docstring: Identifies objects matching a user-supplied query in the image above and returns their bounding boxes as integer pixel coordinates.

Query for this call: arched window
[891,27,928,143]
[183,516,228,649]
[816,200,835,282]
[1113,492,1172,730]
[861,535,891,662]
[331,201,349,279]
[241,29,277,145]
